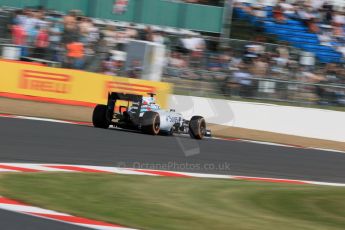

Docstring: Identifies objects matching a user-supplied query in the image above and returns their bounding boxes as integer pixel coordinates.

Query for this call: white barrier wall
[169,95,345,142]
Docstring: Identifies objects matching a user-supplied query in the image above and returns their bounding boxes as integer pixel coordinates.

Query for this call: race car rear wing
[107,92,143,123]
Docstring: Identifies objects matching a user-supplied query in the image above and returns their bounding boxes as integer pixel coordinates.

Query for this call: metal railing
[163,67,345,107]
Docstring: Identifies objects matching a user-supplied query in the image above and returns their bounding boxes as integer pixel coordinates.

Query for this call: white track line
[1,163,345,187]
[0,196,137,230]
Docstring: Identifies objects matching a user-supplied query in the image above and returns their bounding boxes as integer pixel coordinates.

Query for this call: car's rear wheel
[92,104,110,129]
[189,116,206,139]
[142,111,160,135]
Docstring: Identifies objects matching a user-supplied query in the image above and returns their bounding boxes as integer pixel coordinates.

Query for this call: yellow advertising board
[0,60,172,108]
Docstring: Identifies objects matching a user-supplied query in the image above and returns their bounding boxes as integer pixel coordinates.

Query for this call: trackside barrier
[169,95,345,142]
[0,60,172,108]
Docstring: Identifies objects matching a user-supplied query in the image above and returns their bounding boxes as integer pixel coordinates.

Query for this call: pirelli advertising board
[0,60,172,108]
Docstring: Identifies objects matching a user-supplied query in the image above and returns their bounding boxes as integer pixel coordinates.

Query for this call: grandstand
[0,0,344,107]
[233,1,345,64]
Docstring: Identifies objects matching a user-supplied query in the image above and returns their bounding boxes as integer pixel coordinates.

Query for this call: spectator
[180,35,205,54]
[318,25,333,46]
[152,30,165,44]
[127,60,143,78]
[332,23,344,38]
[278,0,295,16]
[101,53,116,75]
[337,45,345,59]
[233,63,253,98]
[62,10,79,45]
[114,59,125,76]
[296,5,320,32]
[219,52,231,71]
[276,45,290,65]
[79,17,92,44]
[244,39,265,62]
[207,54,222,72]
[310,0,325,10]
[11,21,26,45]
[168,51,187,68]
[87,23,100,44]
[9,10,22,32]
[102,25,118,48]
[33,26,49,59]
[312,70,338,105]
[250,56,269,78]
[64,10,77,31]
[332,10,345,27]
[11,21,27,56]
[322,0,334,23]
[308,17,320,33]
[252,1,267,18]
[48,18,63,62]
[139,26,153,42]
[273,5,286,23]
[36,8,48,29]
[66,39,85,69]
[22,10,39,44]
[125,23,139,39]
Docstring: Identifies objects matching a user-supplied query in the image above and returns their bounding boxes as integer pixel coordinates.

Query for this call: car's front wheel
[189,116,206,139]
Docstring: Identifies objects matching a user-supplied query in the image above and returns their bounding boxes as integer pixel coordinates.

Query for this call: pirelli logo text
[19,70,71,94]
[105,81,156,97]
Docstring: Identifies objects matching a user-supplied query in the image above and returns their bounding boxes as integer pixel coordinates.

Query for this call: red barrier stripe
[0,92,96,107]
[66,120,93,126]
[110,81,156,89]
[0,113,16,118]
[28,213,121,227]
[0,197,27,205]
[110,86,154,93]
[133,169,191,178]
[21,73,69,82]
[107,81,156,91]
[232,176,307,185]
[22,70,70,81]
[44,165,110,173]
[0,164,41,172]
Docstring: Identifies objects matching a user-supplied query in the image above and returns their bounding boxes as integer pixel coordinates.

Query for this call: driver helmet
[142,97,160,110]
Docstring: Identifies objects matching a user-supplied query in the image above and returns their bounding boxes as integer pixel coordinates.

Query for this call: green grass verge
[0,173,345,230]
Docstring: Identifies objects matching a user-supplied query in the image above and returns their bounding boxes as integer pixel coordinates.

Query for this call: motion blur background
[0,0,344,108]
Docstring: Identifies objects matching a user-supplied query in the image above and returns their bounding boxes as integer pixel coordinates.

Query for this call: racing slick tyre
[189,116,206,140]
[92,104,110,129]
[142,111,160,135]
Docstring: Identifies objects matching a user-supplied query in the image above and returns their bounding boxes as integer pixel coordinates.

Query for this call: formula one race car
[92,92,211,139]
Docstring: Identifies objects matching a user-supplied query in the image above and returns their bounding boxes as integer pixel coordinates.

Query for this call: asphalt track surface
[1,117,345,183]
[1,117,345,230]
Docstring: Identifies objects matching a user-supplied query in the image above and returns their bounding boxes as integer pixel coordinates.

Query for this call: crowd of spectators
[5,4,345,105]
[8,7,171,74]
[236,0,345,58]
[229,0,345,104]
[10,8,94,69]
